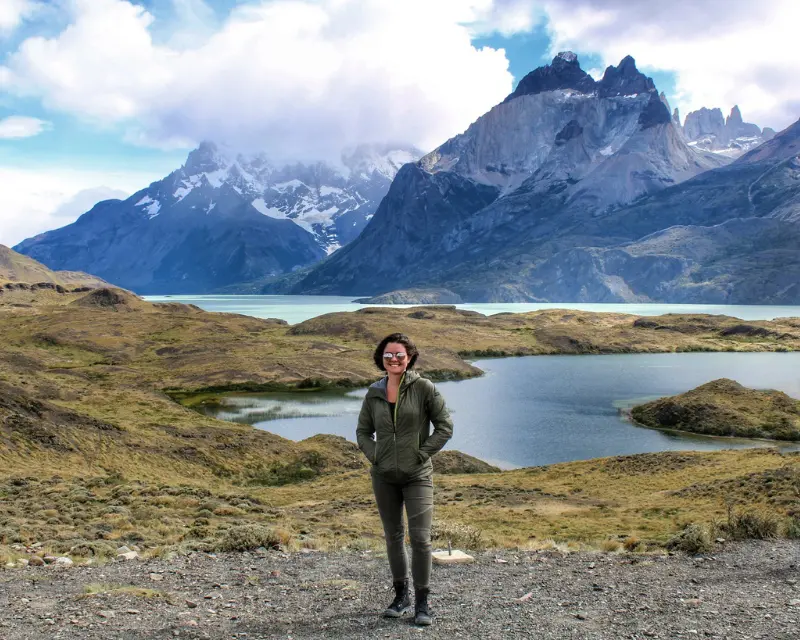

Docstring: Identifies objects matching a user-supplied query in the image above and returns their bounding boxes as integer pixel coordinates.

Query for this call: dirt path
[1,541,798,639]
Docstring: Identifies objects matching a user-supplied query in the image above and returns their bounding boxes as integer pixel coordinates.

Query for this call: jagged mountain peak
[504,51,595,102]
[598,55,655,98]
[727,105,743,126]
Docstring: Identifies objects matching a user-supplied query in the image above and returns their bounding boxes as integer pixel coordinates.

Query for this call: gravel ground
[1,541,799,639]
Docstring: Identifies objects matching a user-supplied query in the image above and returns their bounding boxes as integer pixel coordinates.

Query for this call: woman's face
[382,341,409,376]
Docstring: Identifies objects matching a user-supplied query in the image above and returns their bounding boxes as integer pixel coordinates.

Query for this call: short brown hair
[373,333,419,371]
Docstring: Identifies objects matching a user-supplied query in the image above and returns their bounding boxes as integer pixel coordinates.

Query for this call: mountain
[680,105,775,158]
[14,143,422,294]
[289,53,737,301]
[0,244,107,289]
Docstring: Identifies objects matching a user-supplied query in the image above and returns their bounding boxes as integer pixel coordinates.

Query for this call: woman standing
[356,332,454,626]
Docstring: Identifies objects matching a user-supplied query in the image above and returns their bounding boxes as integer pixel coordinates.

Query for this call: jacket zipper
[393,373,404,475]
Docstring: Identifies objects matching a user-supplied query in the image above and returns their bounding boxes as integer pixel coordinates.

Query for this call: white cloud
[0,0,516,162]
[540,0,800,131]
[0,0,35,34]
[0,115,51,138]
[0,166,158,247]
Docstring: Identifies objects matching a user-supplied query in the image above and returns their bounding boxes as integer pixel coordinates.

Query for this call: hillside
[631,378,800,440]
[0,244,107,289]
[1,295,800,556]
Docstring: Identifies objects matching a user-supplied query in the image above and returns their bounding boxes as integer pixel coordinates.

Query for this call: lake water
[198,352,800,469]
[143,294,800,325]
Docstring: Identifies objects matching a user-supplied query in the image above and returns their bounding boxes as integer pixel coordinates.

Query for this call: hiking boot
[383,580,411,618]
[414,588,432,626]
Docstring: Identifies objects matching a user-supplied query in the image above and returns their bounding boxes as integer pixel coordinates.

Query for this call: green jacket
[356,370,454,481]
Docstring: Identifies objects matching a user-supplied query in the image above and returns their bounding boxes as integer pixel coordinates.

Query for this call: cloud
[539,0,800,130]
[0,0,516,162]
[0,0,35,34]
[0,115,51,138]
[0,166,157,247]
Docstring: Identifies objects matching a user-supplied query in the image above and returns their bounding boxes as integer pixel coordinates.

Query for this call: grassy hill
[1,291,799,562]
[631,378,800,440]
[0,244,107,297]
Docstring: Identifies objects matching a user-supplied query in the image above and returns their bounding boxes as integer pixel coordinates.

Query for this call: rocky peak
[598,55,655,98]
[504,51,596,102]
[726,105,743,127]
[673,108,682,129]
[683,107,725,141]
[183,140,228,175]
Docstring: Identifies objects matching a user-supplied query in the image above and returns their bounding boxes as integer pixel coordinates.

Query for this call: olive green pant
[371,469,434,590]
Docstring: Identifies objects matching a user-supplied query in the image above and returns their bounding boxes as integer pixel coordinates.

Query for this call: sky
[1,0,799,247]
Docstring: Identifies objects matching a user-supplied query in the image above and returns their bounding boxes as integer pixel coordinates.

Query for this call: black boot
[383,580,411,618]
[414,588,432,626]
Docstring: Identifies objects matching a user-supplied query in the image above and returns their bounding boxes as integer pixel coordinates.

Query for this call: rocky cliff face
[681,105,774,158]
[290,53,748,301]
[14,143,421,293]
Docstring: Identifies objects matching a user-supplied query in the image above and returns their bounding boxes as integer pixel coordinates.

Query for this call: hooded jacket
[356,370,453,482]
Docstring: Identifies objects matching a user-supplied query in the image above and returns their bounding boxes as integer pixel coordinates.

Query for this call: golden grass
[1,290,799,558]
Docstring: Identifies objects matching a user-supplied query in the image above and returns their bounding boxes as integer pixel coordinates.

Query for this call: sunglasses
[383,352,407,361]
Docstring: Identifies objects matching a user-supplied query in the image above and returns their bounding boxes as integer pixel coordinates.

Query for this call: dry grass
[1,291,799,558]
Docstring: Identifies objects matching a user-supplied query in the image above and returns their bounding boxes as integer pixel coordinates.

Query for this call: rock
[97,610,115,619]
[116,551,139,561]
[55,557,73,567]
[149,573,164,581]
[186,600,198,609]
[116,546,132,555]
[28,556,45,567]
[42,555,57,564]
[789,599,800,606]
[575,612,588,620]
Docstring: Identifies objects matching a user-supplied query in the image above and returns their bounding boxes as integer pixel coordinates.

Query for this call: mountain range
[14,52,798,303]
[287,52,800,303]
[15,143,421,294]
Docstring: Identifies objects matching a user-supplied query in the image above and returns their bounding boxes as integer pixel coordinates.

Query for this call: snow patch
[135,195,161,219]
[252,198,286,219]
[319,185,343,196]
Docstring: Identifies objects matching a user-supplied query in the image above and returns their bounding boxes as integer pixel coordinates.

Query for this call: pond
[195,352,800,468]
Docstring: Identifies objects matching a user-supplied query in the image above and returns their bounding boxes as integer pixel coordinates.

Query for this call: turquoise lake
[197,352,800,469]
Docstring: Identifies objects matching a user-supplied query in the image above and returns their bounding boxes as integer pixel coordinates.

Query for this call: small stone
[494,558,508,564]
[28,556,45,567]
[517,592,533,602]
[185,620,198,627]
[98,610,115,619]
[575,612,588,620]
[126,609,140,615]
[269,570,281,578]
[149,573,164,582]
[55,557,74,567]
[116,546,132,554]
[186,600,198,608]
[715,538,725,544]
[43,555,57,564]
[788,599,800,606]
[117,551,139,561]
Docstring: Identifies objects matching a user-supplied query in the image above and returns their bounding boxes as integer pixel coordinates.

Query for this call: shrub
[785,516,800,539]
[214,525,281,552]
[430,521,485,550]
[720,508,780,540]
[666,523,713,555]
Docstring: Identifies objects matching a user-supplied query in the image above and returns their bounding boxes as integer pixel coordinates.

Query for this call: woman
[356,332,454,626]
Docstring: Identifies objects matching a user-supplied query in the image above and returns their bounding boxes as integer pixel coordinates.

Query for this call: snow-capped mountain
[678,105,776,158]
[148,141,422,254]
[14,143,422,294]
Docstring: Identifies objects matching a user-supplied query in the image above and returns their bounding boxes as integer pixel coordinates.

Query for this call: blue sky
[1,0,797,246]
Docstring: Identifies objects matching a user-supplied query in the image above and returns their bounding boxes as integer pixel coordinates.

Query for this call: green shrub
[214,525,281,552]
[666,523,713,554]
[721,508,780,540]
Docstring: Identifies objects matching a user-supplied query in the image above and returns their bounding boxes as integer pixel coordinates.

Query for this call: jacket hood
[366,369,422,399]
